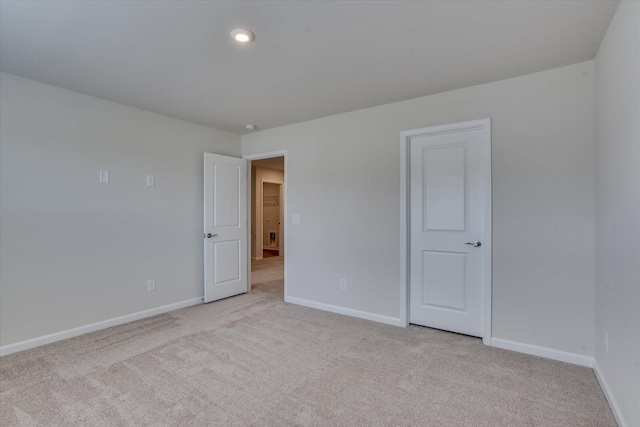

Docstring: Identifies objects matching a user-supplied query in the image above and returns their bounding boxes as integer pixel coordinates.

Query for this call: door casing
[400,119,492,345]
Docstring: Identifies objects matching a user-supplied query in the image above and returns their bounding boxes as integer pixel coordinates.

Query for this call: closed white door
[204,153,248,303]
[409,120,490,337]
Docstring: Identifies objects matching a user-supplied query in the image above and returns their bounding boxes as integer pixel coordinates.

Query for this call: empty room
[0,1,638,426]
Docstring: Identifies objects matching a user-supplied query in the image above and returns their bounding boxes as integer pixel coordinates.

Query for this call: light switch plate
[99,170,110,183]
[292,214,301,225]
[146,175,155,187]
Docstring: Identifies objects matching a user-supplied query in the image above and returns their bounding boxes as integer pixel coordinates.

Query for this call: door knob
[204,233,218,239]
[465,241,481,247]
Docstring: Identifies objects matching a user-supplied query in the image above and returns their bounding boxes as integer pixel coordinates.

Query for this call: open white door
[408,119,491,338]
[204,153,248,303]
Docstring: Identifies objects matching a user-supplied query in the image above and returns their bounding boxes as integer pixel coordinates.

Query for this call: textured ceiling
[0,0,619,134]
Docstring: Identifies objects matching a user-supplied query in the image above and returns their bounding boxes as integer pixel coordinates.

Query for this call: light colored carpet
[1,256,615,426]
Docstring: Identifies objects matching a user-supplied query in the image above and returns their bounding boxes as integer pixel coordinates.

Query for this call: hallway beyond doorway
[251,256,284,291]
[263,249,279,258]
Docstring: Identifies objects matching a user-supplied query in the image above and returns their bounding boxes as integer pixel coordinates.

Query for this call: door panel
[214,240,241,285]
[214,163,240,227]
[410,126,488,337]
[204,153,247,303]
[423,146,466,231]
[422,251,466,310]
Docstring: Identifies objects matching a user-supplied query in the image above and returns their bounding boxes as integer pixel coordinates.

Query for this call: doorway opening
[247,154,286,298]
[261,181,282,257]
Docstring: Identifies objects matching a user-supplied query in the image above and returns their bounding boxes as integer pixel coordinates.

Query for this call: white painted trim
[0,297,203,357]
[490,338,594,367]
[400,119,492,343]
[285,296,404,327]
[243,150,288,300]
[243,150,288,162]
[593,359,628,427]
[245,161,253,290]
[399,128,409,328]
[482,120,493,346]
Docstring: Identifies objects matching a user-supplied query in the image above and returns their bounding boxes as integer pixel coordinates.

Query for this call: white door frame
[242,150,288,298]
[399,119,492,345]
[260,179,283,254]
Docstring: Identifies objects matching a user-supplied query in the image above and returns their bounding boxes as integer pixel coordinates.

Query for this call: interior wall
[251,167,284,259]
[0,72,241,347]
[242,61,597,357]
[594,1,640,425]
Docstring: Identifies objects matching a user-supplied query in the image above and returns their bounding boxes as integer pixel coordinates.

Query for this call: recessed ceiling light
[231,29,255,43]
[245,124,256,131]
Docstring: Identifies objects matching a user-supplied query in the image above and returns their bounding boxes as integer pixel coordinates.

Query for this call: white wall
[0,72,240,347]
[594,2,640,425]
[242,61,597,356]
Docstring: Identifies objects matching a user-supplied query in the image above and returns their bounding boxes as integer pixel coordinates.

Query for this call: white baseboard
[285,296,404,327]
[0,297,203,357]
[593,359,627,427]
[490,337,594,367]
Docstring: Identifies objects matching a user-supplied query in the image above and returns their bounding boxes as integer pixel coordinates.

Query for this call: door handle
[204,233,218,239]
[465,241,481,247]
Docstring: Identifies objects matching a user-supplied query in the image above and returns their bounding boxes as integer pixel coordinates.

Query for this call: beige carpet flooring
[1,256,615,426]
